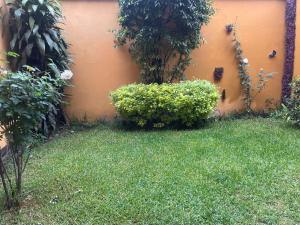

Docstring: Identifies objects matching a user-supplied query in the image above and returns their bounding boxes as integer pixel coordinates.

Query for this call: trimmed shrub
[284,78,300,127]
[111,80,219,128]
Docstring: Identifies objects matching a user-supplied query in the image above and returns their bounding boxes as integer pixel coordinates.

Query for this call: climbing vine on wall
[282,0,297,101]
[231,26,252,111]
[231,25,274,112]
[115,0,214,84]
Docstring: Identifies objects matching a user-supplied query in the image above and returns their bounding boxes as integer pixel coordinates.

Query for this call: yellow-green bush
[284,78,300,127]
[111,80,219,128]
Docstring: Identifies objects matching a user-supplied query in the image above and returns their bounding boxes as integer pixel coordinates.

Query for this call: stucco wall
[62,0,286,121]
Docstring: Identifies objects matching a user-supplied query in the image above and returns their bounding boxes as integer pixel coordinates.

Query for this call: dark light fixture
[269,50,277,58]
[214,67,224,82]
[225,24,234,34]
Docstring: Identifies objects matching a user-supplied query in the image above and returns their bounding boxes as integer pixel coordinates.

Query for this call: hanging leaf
[5,0,14,4]
[29,16,35,30]
[43,33,54,50]
[47,5,54,16]
[58,41,66,52]
[14,8,23,18]
[32,5,38,12]
[40,10,46,16]
[25,43,34,57]
[6,52,20,58]
[19,35,25,49]
[52,42,60,53]
[48,29,59,42]
[24,30,31,43]
[21,0,28,6]
[36,37,45,56]
[48,62,61,78]
[32,25,39,35]
[10,34,18,49]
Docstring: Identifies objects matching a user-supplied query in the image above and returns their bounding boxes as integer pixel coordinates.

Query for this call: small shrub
[0,70,65,208]
[284,78,300,127]
[111,80,219,128]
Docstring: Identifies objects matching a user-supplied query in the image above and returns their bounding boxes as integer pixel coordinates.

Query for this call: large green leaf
[6,52,20,58]
[24,30,31,43]
[47,5,54,16]
[48,62,61,78]
[5,0,14,4]
[10,33,18,49]
[40,10,46,16]
[52,42,60,53]
[36,37,45,56]
[25,43,34,57]
[29,16,35,30]
[32,5,38,12]
[48,29,59,42]
[14,8,22,18]
[33,25,39,35]
[43,33,54,51]
[21,0,28,6]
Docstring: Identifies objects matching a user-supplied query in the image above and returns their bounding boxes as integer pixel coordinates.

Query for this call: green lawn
[1,118,300,224]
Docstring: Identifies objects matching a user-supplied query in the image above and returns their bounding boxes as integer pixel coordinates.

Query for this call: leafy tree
[115,0,214,84]
[5,0,72,135]
[7,0,70,74]
[0,69,65,209]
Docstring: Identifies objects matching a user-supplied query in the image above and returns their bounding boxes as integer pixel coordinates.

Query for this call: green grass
[1,118,300,224]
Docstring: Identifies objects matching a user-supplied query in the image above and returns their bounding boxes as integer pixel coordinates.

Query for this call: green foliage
[283,78,300,127]
[115,0,214,84]
[1,119,300,224]
[231,25,274,112]
[0,70,65,208]
[111,80,219,128]
[5,0,72,135]
[7,0,70,74]
[0,70,65,143]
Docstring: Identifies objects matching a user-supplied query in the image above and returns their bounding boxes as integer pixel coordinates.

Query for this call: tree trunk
[15,147,22,204]
[0,157,13,209]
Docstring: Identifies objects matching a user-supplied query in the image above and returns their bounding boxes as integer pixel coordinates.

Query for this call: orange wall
[62,0,286,121]
[186,0,285,112]
[62,1,139,121]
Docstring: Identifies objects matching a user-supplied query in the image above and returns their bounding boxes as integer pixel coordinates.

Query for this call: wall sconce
[214,67,224,82]
[225,24,234,34]
[269,50,277,58]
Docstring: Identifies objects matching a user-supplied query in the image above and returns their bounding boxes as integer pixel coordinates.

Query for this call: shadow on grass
[69,116,215,133]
